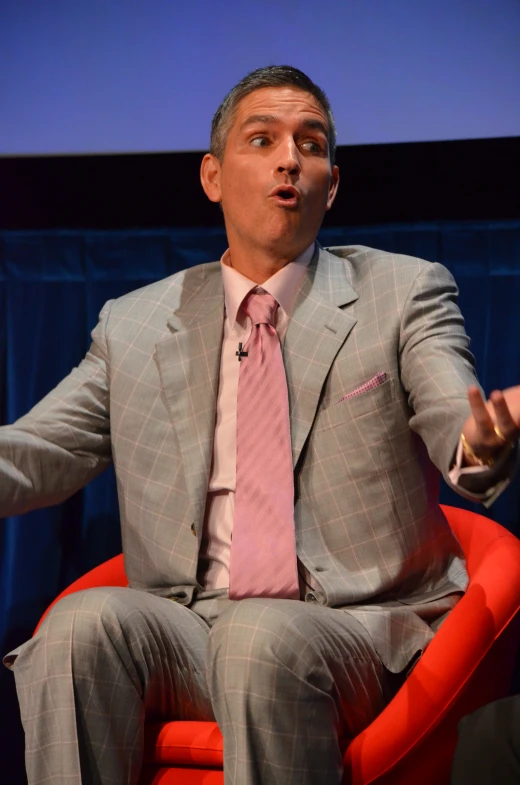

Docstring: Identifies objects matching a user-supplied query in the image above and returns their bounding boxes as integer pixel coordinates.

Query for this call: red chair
[34,506,520,785]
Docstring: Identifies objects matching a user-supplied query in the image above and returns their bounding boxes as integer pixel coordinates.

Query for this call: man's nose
[276,137,301,176]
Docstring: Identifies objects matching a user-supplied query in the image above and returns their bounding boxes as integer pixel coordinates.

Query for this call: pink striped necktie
[229,292,299,601]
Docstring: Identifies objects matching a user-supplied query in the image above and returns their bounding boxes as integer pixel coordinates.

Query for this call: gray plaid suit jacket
[0,245,509,672]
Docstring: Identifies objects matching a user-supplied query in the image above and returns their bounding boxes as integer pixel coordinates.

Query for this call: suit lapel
[154,266,224,526]
[284,246,358,467]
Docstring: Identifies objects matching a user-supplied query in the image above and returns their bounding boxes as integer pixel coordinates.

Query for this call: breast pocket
[315,377,396,432]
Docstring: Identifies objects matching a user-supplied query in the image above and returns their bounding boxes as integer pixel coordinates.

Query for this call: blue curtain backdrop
[1,220,520,783]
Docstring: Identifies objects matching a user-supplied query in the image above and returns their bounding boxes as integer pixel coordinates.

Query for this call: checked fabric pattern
[229,292,299,600]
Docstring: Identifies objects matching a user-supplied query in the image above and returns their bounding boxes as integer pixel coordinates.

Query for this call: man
[2,65,519,785]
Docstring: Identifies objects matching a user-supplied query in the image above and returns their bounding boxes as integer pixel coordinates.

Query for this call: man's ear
[200,153,222,203]
[325,165,340,211]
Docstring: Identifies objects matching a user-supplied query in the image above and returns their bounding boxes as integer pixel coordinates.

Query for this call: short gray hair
[210,65,337,164]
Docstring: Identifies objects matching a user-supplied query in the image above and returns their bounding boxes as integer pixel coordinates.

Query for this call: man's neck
[225,245,308,284]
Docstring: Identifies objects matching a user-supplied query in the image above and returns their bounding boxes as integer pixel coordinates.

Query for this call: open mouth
[270,186,300,206]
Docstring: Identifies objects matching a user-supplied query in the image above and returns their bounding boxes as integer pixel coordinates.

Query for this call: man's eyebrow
[300,118,329,137]
[239,115,329,137]
[239,114,278,130]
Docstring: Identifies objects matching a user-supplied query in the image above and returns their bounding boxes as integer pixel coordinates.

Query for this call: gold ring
[494,425,509,443]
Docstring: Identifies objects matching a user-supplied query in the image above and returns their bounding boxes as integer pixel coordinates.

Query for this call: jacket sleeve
[399,262,516,505]
[0,302,113,517]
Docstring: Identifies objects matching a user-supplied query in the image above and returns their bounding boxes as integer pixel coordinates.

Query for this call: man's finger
[490,390,520,443]
[467,385,495,438]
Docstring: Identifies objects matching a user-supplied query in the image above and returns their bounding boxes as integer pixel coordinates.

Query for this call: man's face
[201,86,339,260]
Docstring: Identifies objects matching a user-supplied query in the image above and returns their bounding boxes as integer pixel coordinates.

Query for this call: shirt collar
[220,242,315,327]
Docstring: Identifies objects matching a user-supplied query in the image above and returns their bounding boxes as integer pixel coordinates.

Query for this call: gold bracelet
[460,433,496,467]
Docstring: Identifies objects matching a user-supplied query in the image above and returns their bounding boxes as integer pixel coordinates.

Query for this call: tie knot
[242,292,278,327]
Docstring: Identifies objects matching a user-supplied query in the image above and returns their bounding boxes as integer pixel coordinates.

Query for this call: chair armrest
[344,515,520,783]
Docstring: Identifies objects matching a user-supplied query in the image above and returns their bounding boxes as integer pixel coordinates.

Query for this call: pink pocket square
[337,372,388,404]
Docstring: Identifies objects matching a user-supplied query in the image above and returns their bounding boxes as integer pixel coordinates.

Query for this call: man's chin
[261,234,313,261]
[226,213,318,261]
[261,219,315,250]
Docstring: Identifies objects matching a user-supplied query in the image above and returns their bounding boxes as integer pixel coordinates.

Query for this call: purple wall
[1,0,520,155]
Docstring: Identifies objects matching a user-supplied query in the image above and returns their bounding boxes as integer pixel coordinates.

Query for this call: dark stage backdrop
[1,220,520,783]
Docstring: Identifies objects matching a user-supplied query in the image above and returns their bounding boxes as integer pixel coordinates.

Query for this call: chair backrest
[34,553,127,635]
[441,504,518,576]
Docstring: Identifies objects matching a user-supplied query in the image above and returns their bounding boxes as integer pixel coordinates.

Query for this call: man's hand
[461,385,520,466]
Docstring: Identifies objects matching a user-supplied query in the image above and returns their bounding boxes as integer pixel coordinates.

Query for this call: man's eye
[251,136,269,147]
[302,140,323,154]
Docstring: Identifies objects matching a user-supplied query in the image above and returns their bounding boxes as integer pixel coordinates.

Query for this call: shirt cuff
[448,438,488,483]
[448,437,516,507]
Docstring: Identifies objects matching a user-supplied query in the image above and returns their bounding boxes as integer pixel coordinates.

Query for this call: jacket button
[315,566,325,572]
[305,592,318,603]
[191,523,196,536]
